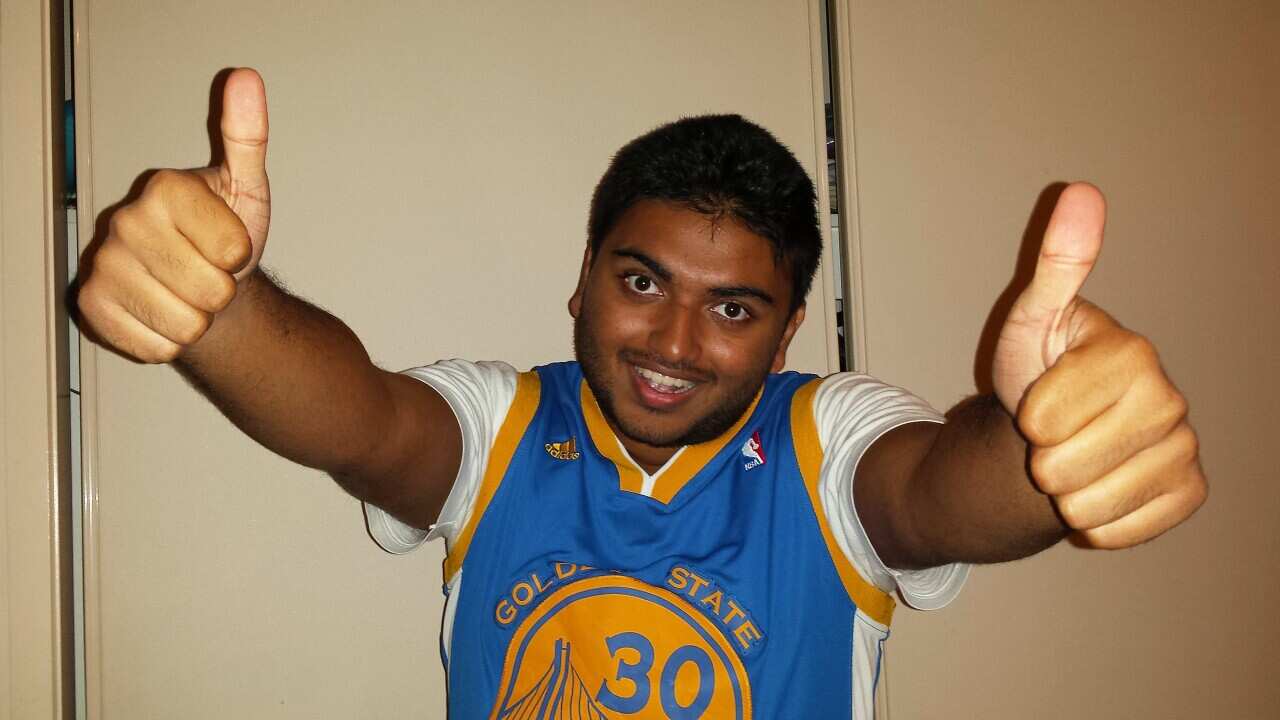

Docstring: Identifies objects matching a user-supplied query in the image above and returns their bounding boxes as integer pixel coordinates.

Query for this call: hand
[992,183,1206,549]
[77,68,271,363]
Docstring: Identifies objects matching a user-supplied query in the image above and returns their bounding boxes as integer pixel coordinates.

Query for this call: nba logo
[741,430,766,471]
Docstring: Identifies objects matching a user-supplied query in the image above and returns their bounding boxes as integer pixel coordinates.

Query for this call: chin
[612,412,703,449]
[613,392,753,447]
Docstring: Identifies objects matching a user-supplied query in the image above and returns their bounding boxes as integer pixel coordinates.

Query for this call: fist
[993,184,1207,549]
[76,68,271,363]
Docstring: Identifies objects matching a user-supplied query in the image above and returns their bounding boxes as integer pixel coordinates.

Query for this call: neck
[619,440,680,475]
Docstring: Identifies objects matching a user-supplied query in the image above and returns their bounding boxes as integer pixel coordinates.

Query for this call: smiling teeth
[636,367,695,393]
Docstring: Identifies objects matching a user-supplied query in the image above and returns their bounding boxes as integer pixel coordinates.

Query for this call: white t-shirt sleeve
[363,359,519,554]
[813,372,970,611]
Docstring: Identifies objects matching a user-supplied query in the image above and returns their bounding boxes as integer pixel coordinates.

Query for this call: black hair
[587,114,822,313]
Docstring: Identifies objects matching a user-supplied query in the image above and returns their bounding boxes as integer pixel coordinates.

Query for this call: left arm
[856,184,1207,571]
[856,395,1065,570]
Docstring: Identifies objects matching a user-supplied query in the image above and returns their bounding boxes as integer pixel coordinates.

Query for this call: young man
[77,69,1204,717]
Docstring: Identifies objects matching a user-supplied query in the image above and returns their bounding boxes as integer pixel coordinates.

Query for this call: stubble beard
[573,305,768,448]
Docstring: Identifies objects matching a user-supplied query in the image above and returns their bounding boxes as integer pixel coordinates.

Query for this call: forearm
[900,394,1068,568]
[174,268,395,477]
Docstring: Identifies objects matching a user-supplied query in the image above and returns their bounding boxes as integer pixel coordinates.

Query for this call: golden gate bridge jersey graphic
[497,639,610,720]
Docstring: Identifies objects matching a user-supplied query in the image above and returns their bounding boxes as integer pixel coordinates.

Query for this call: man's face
[569,200,805,468]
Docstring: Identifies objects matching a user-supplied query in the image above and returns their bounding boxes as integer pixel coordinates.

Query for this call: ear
[769,303,806,372]
[567,245,594,319]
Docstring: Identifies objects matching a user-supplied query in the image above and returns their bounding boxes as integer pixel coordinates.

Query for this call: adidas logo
[545,437,581,461]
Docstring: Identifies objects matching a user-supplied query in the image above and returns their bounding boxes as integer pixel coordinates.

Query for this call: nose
[648,301,701,368]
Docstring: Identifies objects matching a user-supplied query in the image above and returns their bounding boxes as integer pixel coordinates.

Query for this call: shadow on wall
[973,181,1069,395]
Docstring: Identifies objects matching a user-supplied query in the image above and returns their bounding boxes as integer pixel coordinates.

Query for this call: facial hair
[573,301,769,448]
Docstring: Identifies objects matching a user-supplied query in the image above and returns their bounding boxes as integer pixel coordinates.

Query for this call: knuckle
[146,241,183,277]
[148,340,182,364]
[107,206,140,238]
[120,295,163,338]
[1053,346,1084,374]
[1189,473,1209,509]
[190,311,212,343]
[1126,480,1159,519]
[1055,494,1088,530]
[108,324,156,364]
[149,298,202,346]
[75,278,106,315]
[143,169,202,213]
[1100,495,1127,530]
[1029,447,1067,493]
[172,311,210,346]
[87,243,130,282]
[1161,384,1189,425]
[203,272,238,312]
[145,168,183,193]
[1018,407,1056,446]
[1170,423,1200,464]
[1121,332,1158,366]
[1177,471,1208,511]
[1080,527,1129,551]
[74,285,114,337]
[219,233,252,270]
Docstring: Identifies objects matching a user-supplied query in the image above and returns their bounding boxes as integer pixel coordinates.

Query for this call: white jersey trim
[364,359,518,556]
[812,373,969,611]
[851,609,889,720]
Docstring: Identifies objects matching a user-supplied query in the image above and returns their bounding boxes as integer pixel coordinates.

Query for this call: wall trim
[826,0,870,374]
[807,0,842,375]
[71,0,104,716]
[0,0,74,717]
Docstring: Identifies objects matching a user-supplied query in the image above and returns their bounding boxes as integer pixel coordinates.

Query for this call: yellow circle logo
[489,574,752,719]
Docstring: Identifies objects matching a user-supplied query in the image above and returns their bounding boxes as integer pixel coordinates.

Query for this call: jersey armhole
[790,378,898,626]
[810,372,969,613]
[441,371,542,583]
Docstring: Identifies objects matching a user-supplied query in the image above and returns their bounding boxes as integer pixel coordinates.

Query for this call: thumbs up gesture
[993,183,1206,549]
[77,68,271,363]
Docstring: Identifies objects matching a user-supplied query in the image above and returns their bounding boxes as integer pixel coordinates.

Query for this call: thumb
[1013,182,1106,326]
[219,68,269,182]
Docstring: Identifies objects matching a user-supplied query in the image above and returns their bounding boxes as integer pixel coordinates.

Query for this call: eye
[623,273,662,296]
[712,301,751,322]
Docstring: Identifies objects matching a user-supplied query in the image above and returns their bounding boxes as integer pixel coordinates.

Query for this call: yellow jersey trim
[580,381,762,505]
[790,378,896,626]
[580,382,646,495]
[444,371,542,583]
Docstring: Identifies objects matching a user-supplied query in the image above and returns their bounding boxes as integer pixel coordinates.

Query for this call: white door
[74,2,837,716]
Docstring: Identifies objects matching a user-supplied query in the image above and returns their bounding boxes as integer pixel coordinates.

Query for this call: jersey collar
[580,380,762,504]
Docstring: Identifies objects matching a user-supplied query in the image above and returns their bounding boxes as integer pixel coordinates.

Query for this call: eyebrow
[710,285,776,306]
[612,249,672,282]
[612,248,776,306]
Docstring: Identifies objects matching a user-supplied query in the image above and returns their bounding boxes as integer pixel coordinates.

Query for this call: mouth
[629,363,702,410]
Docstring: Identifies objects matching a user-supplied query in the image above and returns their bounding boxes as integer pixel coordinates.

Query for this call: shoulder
[402,358,520,402]
[808,372,943,444]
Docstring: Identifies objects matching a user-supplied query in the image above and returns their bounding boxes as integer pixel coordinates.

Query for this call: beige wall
[68,1,1278,717]
[75,1,834,717]
[839,1,1278,717]
[0,0,73,718]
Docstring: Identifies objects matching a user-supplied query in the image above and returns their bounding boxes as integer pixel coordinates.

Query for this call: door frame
[0,0,74,717]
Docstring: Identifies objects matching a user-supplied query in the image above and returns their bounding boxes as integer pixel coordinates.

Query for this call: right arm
[176,269,461,529]
[75,68,459,529]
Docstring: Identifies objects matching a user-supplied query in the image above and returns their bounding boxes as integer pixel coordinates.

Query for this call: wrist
[180,267,271,363]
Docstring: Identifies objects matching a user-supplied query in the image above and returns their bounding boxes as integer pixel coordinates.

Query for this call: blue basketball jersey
[442,361,895,719]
